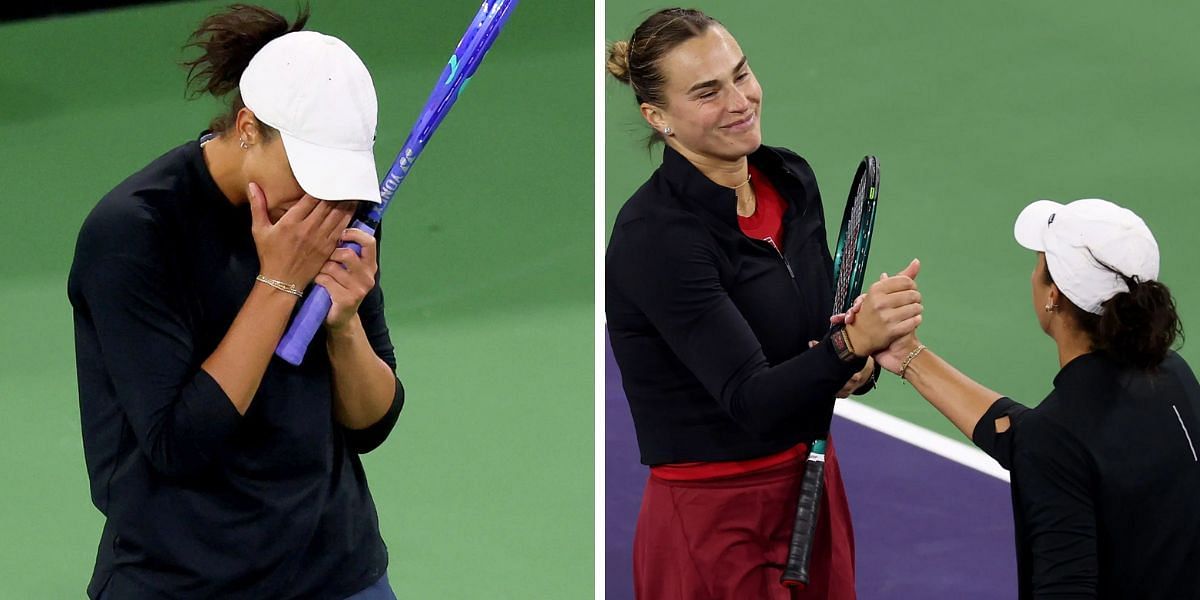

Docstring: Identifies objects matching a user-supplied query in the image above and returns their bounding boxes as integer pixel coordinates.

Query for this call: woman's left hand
[829,293,867,327]
[839,356,875,398]
[316,228,379,332]
[809,340,876,398]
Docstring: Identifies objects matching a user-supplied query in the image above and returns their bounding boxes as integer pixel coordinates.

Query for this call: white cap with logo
[1013,198,1159,314]
[240,31,382,204]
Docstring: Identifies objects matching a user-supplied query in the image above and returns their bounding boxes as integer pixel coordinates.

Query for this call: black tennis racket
[781,155,880,588]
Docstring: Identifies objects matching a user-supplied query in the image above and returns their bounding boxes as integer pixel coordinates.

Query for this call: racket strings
[833,179,867,312]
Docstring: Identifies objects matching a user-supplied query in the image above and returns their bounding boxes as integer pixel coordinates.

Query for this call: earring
[239,139,249,150]
[662,127,672,135]
[1044,303,1058,312]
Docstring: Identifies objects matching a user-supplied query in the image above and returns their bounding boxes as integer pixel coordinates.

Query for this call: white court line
[835,399,1011,483]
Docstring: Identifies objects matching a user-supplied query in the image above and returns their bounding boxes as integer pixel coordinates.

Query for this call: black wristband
[829,325,858,363]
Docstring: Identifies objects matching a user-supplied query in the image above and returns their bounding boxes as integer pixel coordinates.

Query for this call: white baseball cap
[1013,198,1159,314]
[240,31,382,204]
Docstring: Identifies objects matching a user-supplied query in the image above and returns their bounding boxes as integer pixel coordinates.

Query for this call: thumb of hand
[898,258,921,281]
[248,182,269,231]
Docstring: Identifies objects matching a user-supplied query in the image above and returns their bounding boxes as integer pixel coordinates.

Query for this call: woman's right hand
[247,182,355,289]
[843,259,923,356]
[874,332,922,375]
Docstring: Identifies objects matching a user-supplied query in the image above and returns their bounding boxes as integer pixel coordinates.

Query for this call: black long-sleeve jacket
[68,137,403,599]
[606,144,869,466]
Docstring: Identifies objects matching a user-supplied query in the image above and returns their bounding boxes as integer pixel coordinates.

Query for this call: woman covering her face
[606,8,922,599]
[69,6,402,598]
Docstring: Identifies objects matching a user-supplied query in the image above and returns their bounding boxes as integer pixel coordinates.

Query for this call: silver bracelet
[255,274,304,298]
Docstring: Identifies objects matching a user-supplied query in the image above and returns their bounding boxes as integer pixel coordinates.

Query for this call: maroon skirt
[633,438,856,599]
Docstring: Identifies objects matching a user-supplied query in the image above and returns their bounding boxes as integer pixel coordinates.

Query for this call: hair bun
[606,40,632,84]
[1096,279,1182,369]
[184,4,309,98]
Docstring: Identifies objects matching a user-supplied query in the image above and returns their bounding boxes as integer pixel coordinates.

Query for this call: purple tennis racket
[276,0,518,365]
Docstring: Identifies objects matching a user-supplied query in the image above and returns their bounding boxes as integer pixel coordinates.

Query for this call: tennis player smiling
[605,8,922,598]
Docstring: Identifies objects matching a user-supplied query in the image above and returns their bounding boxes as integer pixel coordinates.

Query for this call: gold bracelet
[899,344,927,383]
[255,274,304,298]
[841,327,857,357]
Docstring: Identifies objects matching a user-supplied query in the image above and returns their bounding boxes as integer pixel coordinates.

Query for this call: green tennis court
[0,1,592,596]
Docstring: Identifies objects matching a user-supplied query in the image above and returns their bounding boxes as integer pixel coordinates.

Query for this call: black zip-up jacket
[607,144,870,466]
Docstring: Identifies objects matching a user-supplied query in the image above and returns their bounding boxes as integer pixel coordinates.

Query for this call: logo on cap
[1047,213,1056,226]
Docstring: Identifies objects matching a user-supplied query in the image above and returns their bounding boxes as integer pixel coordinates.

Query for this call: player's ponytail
[1090,278,1183,369]
[1048,268,1184,369]
[181,4,309,134]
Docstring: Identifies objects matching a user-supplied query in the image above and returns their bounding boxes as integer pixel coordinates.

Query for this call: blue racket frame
[277,1,518,365]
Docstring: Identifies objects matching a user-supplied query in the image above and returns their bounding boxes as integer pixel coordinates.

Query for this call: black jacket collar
[660,143,802,228]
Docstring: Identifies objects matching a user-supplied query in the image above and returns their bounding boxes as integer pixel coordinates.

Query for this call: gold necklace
[731,172,755,217]
[723,173,751,191]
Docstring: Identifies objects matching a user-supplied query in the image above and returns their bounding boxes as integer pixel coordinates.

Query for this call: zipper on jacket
[737,172,800,296]
[764,238,796,279]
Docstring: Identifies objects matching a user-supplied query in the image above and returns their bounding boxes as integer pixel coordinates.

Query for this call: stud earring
[1044,303,1058,312]
[239,139,249,150]
[662,127,672,135]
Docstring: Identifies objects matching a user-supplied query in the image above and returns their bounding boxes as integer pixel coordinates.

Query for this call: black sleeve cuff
[822,327,868,372]
[186,368,244,448]
[971,396,1028,470]
[851,361,882,396]
[343,377,404,454]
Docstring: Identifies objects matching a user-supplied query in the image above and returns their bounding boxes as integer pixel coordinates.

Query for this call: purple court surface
[605,337,1017,599]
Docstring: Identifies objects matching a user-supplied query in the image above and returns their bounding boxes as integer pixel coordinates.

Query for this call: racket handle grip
[781,441,827,588]
[276,284,333,365]
[275,221,374,365]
